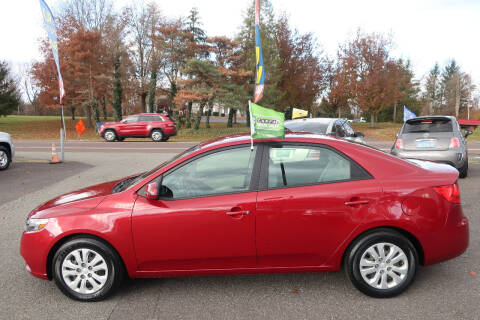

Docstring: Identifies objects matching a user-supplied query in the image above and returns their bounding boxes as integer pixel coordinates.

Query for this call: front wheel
[52,237,124,301]
[103,130,117,142]
[0,146,11,170]
[344,229,418,298]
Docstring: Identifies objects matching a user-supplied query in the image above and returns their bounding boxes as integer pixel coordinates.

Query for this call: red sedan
[20,133,469,301]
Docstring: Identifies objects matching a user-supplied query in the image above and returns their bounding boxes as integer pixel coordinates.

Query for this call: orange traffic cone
[50,143,61,164]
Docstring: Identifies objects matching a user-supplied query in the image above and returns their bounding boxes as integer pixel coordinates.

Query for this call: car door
[118,115,138,136]
[131,145,261,272]
[256,143,382,268]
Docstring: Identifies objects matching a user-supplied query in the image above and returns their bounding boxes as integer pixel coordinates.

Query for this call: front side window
[160,146,257,199]
[123,116,138,123]
[268,145,370,189]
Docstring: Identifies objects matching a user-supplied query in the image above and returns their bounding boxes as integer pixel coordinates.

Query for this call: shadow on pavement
[0,161,93,204]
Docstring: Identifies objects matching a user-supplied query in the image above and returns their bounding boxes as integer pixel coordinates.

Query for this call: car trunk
[402,132,453,151]
[401,117,454,151]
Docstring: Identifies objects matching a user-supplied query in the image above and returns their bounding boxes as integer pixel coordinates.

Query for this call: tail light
[395,139,403,149]
[449,137,460,149]
[434,183,461,203]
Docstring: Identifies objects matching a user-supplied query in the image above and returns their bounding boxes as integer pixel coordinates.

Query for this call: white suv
[0,132,14,170]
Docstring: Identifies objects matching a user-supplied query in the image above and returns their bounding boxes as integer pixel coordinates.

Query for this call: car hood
[29,178,124,218]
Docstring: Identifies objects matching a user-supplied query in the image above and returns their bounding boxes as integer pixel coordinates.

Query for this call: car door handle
[344,200,370,206]
[226,209,250,216]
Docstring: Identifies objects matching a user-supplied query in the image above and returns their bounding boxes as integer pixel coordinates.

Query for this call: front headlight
[25,218,49,232]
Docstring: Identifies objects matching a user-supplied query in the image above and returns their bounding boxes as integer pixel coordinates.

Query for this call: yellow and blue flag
[254,0,265,103]
[39,0,65,103]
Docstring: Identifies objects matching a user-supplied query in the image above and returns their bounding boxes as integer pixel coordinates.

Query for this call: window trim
[259,142,373,191]
[140,144,265,201]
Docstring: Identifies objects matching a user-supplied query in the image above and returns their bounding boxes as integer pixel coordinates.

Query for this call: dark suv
[99,113,177,142]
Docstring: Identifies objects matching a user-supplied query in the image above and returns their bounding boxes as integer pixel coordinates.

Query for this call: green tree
[424,63,442,114]
[0,61,21,117]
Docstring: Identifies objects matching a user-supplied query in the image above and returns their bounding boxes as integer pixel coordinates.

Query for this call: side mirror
[464,130,473,138]
[145,181,159,200]
[355,132,364,138]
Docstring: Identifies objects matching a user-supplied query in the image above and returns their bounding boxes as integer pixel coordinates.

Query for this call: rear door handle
[226,210,250,216]
[344,200,370,206]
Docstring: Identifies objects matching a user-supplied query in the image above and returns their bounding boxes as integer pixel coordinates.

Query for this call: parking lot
[0,143,479,320]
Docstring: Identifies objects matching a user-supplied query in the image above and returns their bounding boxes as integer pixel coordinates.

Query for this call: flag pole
[249,100,254,151]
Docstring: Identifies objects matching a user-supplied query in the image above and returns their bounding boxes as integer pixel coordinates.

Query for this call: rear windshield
[285,121,329,134]
[402,119,453,133]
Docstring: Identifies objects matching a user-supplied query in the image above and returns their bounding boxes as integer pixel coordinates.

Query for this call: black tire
[117,137,125,142]
[459,159,468,178]
[103,129,117,142]
[0,146,11,170]
[344,228,418,298]
[161,136,170,142]
[150,129,163,142]
[52,237,125,302]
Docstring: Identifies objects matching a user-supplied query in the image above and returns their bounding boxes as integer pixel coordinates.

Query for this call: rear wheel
[344,229,418,298]
[459,159,468,178]
[151,129,163,142]
[103,130,117,142]
[0,146,11,170]
[52,237,124,301]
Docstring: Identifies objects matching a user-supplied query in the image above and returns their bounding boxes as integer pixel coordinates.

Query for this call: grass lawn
[2,115,479,142]
[0,115,249,141]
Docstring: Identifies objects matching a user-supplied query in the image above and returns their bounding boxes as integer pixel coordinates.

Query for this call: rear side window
[402,119,453,133]
[267,145,370,189]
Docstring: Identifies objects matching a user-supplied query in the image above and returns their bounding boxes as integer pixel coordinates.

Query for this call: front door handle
[345,199,370,207]
[226,210,250,216]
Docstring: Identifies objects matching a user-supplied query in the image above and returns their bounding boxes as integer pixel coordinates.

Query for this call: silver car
[0,131,14,170]
[284,118,366,144]
[391,116,471,178]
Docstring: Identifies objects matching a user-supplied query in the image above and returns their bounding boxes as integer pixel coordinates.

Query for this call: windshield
[402,119,453,133]
[285,121,329,134]
[113,145,200,192]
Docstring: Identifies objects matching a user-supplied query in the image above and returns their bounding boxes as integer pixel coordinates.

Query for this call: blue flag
[403,106,416,122]
[253,0,265,103]
[39,0,65,103]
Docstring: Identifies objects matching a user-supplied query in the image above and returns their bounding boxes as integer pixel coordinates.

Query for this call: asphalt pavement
[0,145,479,320]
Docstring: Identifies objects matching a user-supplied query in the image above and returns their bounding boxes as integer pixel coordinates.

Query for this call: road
[0,144,479,319]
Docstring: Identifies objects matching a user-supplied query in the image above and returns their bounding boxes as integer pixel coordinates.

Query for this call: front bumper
[20,229,53,280]
[391,149,466,168]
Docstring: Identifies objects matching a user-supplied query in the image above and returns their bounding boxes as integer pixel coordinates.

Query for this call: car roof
[197,132,341,151]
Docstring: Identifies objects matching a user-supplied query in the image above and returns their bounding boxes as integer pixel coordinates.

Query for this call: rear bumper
[419,204,469,266]
[391,149,466,168]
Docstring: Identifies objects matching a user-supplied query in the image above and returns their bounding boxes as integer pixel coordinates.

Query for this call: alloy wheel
[0,151,8,168]
[61,248,109,294]
[359,242,409,290]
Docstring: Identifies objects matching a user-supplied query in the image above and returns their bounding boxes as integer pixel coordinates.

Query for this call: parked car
[0,131,14,170]
[347,117,367,123]
[98,113,177,142]
[285,118,366,144]
[20,133,468,301]
[391,116,471,178]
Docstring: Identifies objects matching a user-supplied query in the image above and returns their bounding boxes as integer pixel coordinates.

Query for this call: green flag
[249,101,285,139]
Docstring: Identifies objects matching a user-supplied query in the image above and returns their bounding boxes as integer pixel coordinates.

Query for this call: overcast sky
[1,0,479,85]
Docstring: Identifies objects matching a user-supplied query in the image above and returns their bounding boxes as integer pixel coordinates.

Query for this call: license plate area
[416,139,436,148]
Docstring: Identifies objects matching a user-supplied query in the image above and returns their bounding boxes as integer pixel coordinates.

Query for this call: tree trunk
[393,102,397,122]
[370,113,375,128]
[148,70,157,113]
[92,100,100,125]
[206,107,211,129]
[455,76,460,118]
[338,107,341,118]
[70,104,76,120]
[246,108,250,127]
[186,102,192,128]
[168,82,177,111]
[140,92,147,113]
[227,108,235,128]
[112,56,123,122]
[102,96,107,121]
[86,105,92,129]
[194,104,203,130]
